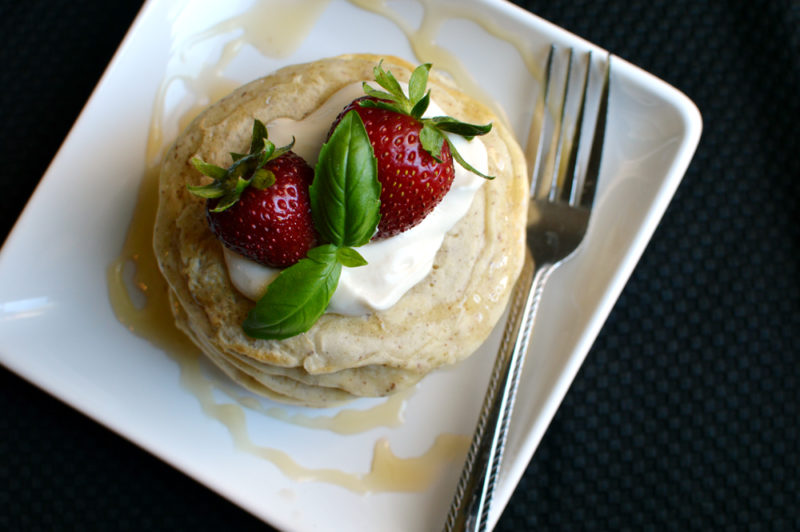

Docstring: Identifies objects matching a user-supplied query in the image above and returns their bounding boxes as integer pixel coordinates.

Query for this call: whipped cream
[223,82,488,315]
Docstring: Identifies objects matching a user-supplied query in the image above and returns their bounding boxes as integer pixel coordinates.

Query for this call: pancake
[154,54,528,406]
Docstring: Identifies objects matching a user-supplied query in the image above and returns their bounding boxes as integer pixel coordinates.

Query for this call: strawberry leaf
[409,91,430,120]
[210,176,251,212]
[271,137,295,160]
[188,122,301,211]
[311,110,380,248]
[359,99,406,115]
[249,119,269,154]
[243,244,341,340]
[445,136,495,180]
[420,123,446,162]
[250,168,276,190]
[191,158,227,180]
[429,116,492,139]
[186,180,226,199]
[408,63,431,103]
[256,141,276,166]
[360,61,494,179]
[361,82,396,102]
[373,61,410,112]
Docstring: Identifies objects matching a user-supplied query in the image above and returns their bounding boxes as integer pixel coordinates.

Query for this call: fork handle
[443,254,553,532]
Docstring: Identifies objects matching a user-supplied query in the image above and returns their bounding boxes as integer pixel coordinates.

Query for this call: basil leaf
[242,245,341,340]
[408,63,431,103]
[336,247,368,267]
[420,122,446,162]
[311,110,380,248]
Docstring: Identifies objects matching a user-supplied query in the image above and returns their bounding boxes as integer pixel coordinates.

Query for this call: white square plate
[0,0,700,530]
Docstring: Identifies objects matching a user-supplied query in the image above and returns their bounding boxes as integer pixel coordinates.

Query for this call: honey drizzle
[234,387,413,435]
[104,0,532,494]
[182,348,466,493]
[346,0,544,131]
[108,163,470,492]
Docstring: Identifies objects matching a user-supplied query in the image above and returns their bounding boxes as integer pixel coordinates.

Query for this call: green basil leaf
[230,152,247,162]
[445,137,495,180]
[429,116,492,138]
[336,247,368,267]
[420,122,446,162]
[191,157,227,180]
[311,110,380,248]
[242,245,341,340]
[408,63,431,104]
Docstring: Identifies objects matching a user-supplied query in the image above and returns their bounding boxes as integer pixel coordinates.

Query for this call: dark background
[1,0,798,530]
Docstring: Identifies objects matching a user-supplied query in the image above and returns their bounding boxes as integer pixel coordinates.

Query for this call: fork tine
[528,45,556,199]
[547,47,574,201]
[579,54,611,209]
[562,51,593,205]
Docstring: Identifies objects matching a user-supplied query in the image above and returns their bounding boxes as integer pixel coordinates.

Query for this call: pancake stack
[153,54,528,406]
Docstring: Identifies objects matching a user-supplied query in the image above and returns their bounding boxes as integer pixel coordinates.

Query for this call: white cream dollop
[223,82,488,315]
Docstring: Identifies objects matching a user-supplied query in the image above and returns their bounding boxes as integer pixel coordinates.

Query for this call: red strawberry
[206,151,316,268]
[336,96,455,238]
[188,120,317,268]
[331,62,494,239]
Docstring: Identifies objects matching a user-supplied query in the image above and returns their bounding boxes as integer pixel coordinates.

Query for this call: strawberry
[331,61,493,238]
[336,96,455,238]
[187,120,317,268]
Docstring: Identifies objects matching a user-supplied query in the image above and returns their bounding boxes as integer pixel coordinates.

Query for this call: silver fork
[443,46,612,532]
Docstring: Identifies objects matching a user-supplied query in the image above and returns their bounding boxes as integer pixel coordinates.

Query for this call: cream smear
[223,82,488,315]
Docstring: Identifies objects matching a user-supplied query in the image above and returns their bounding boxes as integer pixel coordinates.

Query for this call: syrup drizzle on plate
[107,0,540,493]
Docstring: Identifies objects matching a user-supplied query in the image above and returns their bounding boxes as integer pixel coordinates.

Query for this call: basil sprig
[310,110,381,248]
[242,110,380,340]
[242,245,342,340]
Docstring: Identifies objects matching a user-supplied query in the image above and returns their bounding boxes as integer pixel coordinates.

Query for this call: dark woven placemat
[1,1,798,530]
